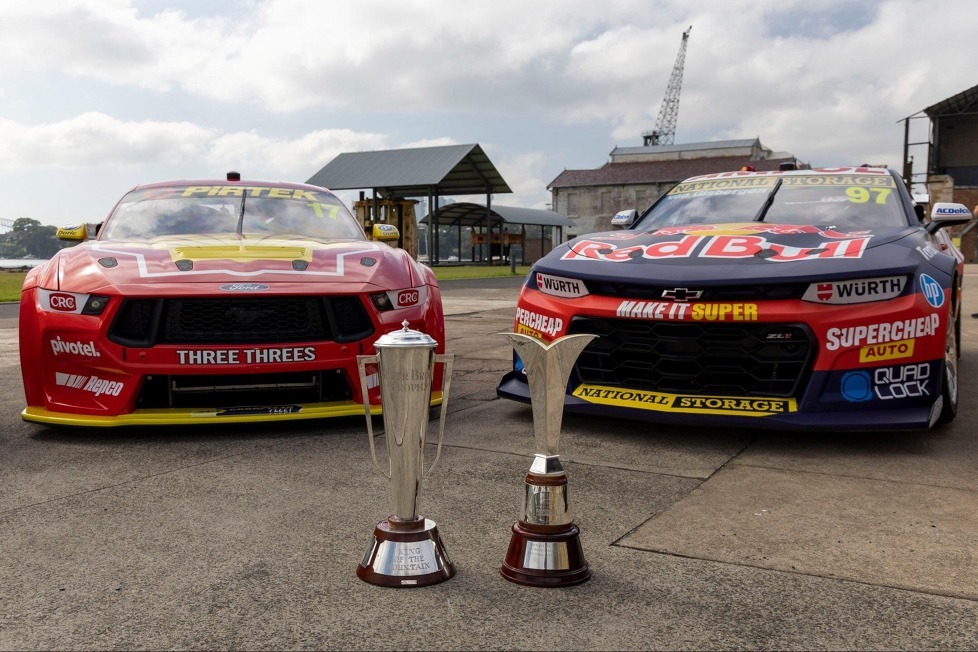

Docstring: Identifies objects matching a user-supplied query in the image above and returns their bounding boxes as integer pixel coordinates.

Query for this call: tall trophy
[499,332,597,587]
[355,321,455,587]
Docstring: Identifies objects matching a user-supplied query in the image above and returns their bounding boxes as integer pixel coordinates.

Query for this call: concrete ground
[0,272,976,650]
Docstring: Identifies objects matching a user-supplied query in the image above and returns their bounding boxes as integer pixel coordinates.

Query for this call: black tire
[937,298,959,425]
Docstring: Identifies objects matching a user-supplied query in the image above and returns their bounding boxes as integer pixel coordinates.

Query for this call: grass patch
[0,265,531,302]
[430,265,531,281]
[0,272,26,303]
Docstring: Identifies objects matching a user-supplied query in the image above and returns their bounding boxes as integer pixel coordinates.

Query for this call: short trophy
[355,322,455,587]
[499,332,597,587]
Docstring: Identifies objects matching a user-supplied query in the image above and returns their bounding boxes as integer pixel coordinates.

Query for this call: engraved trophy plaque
[355,322,455,587]
[499,332,597,587]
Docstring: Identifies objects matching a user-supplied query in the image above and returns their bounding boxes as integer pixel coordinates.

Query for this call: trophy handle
[424,353,454,478]
[357,354,391,480]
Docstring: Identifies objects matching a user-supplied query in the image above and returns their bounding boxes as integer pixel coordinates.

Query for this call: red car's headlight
[370,287,428,311]
[38,289,110,315]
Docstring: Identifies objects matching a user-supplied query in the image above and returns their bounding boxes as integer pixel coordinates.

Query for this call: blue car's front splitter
[496,372,937,433]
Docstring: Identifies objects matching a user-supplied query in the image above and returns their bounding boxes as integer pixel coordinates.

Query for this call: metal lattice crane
[643,26,692,147]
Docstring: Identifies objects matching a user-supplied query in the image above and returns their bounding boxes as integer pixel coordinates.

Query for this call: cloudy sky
[0,0,974,226]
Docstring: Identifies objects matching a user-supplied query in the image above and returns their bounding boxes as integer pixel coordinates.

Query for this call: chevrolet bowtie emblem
[661,288,703,302]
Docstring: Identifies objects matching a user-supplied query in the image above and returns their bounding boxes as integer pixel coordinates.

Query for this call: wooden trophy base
[500,521,591,587]
[357,517,455,588]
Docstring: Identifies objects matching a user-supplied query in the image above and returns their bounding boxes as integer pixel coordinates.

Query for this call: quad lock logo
[840,363,931,402]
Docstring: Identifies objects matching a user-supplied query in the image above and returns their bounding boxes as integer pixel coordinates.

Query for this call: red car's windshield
[100,184,364,241]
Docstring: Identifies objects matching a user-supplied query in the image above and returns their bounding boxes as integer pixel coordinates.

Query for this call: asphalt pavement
[0,273,977,650]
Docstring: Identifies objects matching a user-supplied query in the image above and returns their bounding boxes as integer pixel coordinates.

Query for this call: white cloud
[1,0,978,223]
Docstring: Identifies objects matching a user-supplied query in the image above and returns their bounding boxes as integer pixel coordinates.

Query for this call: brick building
[548,138,804,238]
[903,84,978,260]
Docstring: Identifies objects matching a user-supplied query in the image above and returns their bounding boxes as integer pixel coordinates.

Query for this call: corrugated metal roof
[307,144,512,197]
[923,83,978,117]
[548,156,800,189]
[610,138,760,157]
[419,202,574,228]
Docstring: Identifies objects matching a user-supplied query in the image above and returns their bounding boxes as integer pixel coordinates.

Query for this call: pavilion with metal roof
[307,143,516,263]
[419,202,574,264]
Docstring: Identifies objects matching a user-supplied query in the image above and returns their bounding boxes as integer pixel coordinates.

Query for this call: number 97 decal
[846,187,891,204]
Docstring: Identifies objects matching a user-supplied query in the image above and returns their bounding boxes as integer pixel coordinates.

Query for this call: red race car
[20,174,445,427]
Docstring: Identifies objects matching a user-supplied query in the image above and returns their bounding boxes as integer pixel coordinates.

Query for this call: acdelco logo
[48,293,77,311]
[396,289,420,307]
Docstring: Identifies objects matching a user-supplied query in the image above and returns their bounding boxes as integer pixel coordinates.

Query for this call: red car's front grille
[108,296,374,347]
[568,317,815,397]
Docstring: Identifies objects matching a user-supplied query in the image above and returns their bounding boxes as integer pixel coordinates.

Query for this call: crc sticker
[573,384,796,416]
[825,314,939,351]
[50,337,100,358]
[39,289,88,314]
[918,274,945,308]
[380,287,427,308]
[802,276,905,304]
[55,373,124,397]
[536,273,590,298]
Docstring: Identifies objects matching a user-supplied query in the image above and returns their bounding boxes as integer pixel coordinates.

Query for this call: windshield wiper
[752,179,782,222]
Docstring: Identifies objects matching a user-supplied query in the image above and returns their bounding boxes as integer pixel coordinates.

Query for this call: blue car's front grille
[568,317,815,397]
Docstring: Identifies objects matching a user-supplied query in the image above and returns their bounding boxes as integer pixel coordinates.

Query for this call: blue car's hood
[538,223,925,285]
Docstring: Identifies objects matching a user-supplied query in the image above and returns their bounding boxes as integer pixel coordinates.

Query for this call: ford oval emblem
[220,283,270,292]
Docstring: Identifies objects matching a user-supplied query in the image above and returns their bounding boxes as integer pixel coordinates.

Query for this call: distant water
[0,259,44,270]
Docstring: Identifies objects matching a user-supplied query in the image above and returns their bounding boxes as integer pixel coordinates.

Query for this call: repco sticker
[55,372,124,397]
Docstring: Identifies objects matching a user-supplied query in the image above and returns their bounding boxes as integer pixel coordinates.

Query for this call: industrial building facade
[548,138,803,238]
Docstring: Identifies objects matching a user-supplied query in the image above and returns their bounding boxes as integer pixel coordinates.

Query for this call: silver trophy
[500,332,597,587]
[355,322,455,587]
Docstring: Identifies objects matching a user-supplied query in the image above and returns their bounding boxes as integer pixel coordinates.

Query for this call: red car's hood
[41,235,423,294]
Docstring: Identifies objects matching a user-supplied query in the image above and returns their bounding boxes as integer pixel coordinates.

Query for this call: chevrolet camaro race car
[497,167,973,431]
[20,174,444,427]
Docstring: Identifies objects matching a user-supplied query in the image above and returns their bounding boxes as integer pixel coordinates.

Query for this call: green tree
[4,218,74,259]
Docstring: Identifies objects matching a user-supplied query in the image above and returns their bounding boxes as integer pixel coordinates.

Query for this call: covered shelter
[420,203,574,265]
[307,144,512,263]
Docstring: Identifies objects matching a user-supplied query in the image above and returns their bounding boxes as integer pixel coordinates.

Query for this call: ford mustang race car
[20,174,445,427]
[497,167,973,431]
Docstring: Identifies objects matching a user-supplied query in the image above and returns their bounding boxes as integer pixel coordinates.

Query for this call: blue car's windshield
[634,172,911,231]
